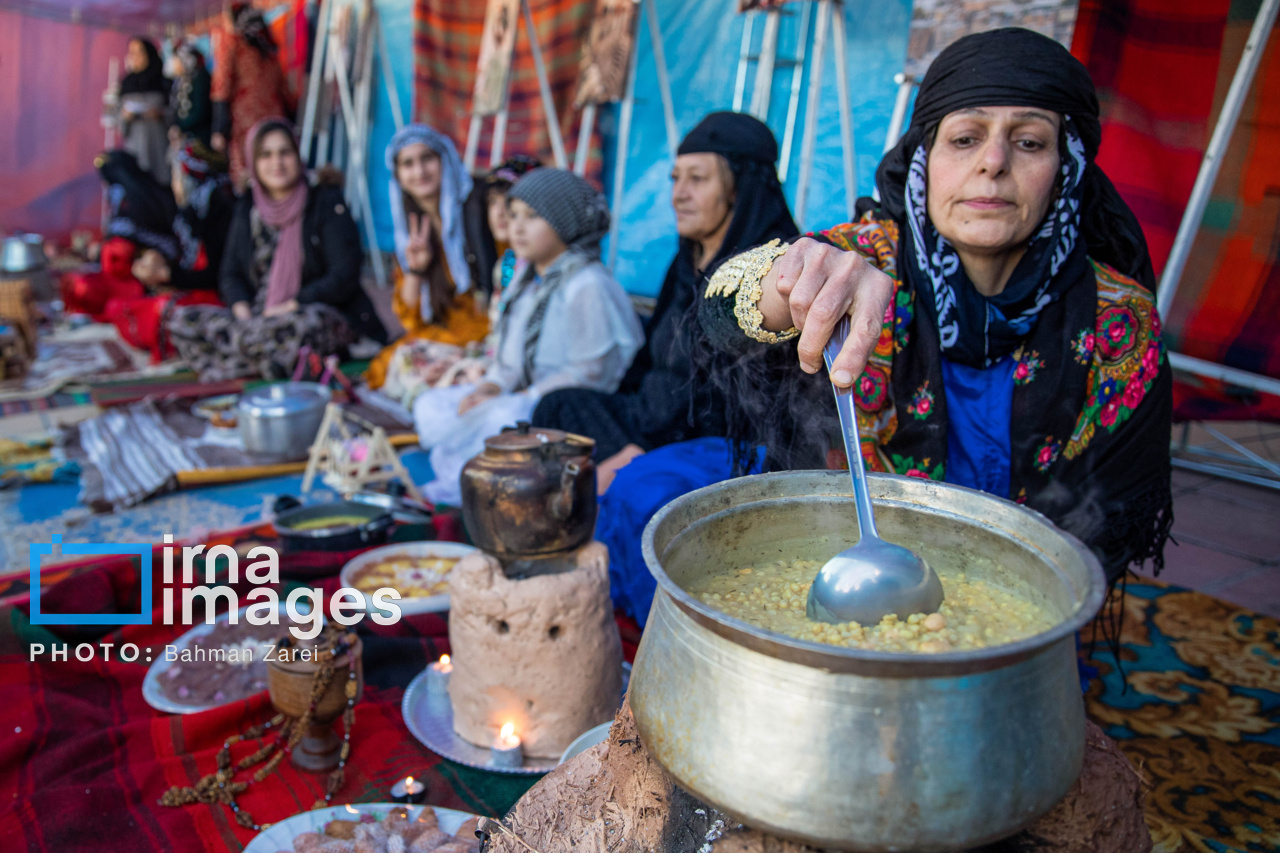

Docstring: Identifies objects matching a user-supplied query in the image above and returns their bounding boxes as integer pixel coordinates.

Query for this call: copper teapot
[460,422,597,568]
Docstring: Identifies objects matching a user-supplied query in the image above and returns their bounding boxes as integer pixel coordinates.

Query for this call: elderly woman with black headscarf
[533,112,804,487]
[700,28,1172,586]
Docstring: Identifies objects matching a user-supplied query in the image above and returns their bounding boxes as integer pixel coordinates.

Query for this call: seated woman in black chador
[700,28,1172,586]
[532,112,804,485]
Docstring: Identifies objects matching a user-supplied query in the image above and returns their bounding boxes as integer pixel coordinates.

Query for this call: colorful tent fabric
[1072,0,1280,392]
[0,11,130,238]
[411,0,603,183]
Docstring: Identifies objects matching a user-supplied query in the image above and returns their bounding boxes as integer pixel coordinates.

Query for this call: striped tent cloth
[70,398,209,509]
[1072,0,1280,418]
[412,0,603,182]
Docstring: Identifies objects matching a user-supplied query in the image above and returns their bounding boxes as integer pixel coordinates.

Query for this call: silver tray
[402,662,630,776]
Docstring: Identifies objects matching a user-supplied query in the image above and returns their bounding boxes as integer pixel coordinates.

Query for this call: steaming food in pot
[689,558,1056,653]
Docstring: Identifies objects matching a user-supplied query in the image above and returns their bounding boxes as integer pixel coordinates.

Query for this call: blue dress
[940,356,1015,498]
[596,362,1017,626]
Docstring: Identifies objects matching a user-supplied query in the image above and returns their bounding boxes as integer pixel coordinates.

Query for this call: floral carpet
[1086,576,1280,853]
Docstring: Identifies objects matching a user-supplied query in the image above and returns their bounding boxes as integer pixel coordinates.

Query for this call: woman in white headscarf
[367,124,490,392]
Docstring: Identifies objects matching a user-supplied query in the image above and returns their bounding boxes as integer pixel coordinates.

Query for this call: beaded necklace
[159,627,360,831]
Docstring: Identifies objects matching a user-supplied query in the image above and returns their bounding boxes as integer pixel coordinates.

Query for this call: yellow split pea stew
[688,558,1057,653]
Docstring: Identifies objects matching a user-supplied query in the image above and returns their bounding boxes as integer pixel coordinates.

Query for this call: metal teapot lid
[238,381,332,417]
[483,421,594,453]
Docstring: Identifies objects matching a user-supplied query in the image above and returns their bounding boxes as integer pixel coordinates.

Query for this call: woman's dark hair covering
[251,118,300,160]
[120,37,168,96]
[678,111,778,165]
[487,154,541,189]
[233,3,278,57]
[507,168,610,251]
[674,112,795,283]
[875,27,1156,291]
[96,149,179,259]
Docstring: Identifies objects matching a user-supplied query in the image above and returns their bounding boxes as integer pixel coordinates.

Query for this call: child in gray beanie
[412,168,644,505]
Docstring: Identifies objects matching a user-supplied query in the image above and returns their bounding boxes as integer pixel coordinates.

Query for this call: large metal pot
[237,382,331,460]
[631,471,1106,852]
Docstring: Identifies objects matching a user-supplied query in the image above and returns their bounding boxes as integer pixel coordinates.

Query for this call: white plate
[558,722,611,765]
[191,393,240,419]
[339,541,478,617]
[243,803,479,853]
[142,603,311,715]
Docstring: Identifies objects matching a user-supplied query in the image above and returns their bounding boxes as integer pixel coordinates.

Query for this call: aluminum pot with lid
[631,471,1106,852]
[1,233,45,274]
[237,382,332,460]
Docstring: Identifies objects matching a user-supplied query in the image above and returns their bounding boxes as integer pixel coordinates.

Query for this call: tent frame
[602,0,679,270]
[462,0,569,173]
[1154,0,1280,490]
[298,0,406,288]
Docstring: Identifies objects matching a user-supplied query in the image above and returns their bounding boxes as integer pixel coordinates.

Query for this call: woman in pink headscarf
[167,118,386,380]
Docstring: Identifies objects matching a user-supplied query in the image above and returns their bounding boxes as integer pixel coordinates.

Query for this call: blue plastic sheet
[367,0,912,296]
[596,0,912,296]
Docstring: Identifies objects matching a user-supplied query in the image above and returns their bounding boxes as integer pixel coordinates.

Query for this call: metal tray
[401,662,630,776]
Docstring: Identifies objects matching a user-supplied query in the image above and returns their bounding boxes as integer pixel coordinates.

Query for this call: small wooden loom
[301,403,423,501]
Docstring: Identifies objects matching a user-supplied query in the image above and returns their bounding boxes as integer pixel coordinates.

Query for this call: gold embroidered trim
[703,239,798,343]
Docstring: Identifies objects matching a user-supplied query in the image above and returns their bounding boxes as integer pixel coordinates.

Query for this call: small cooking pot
[238,382,331,460]
[273,498,394,553]
[1,234,45,274]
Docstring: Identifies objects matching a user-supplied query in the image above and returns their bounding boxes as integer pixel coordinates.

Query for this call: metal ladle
[807,316,945,626]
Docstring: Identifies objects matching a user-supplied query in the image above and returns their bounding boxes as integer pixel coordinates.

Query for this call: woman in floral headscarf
[365,124,491,394]
[699,28,1172,589]
[167,41,213,146]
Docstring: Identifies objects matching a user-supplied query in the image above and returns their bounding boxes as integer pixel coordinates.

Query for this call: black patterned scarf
[903,119,1090,367]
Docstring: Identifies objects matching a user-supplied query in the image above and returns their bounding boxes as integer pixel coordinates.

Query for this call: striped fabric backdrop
[1073,0,1280,401]
[412,0,604,185]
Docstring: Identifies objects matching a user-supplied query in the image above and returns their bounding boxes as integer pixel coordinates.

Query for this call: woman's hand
[231,301,253,322]
[405,213,433,274]
[457,383,501,415]
[597,444,645,495]
[211,133,227,153]
[759,237,895,387]
[263,298,299,318]
[131,250,171,287]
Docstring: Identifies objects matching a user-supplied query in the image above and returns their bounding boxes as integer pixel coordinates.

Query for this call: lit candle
[426,654,452,702]
[490,722,523,769]
[390,775,426,804]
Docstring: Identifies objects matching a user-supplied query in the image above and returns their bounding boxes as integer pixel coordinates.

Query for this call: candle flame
[405,776,414,787]
[439,654,450,665]
[345,804,358,814]
[500,722,515,740]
